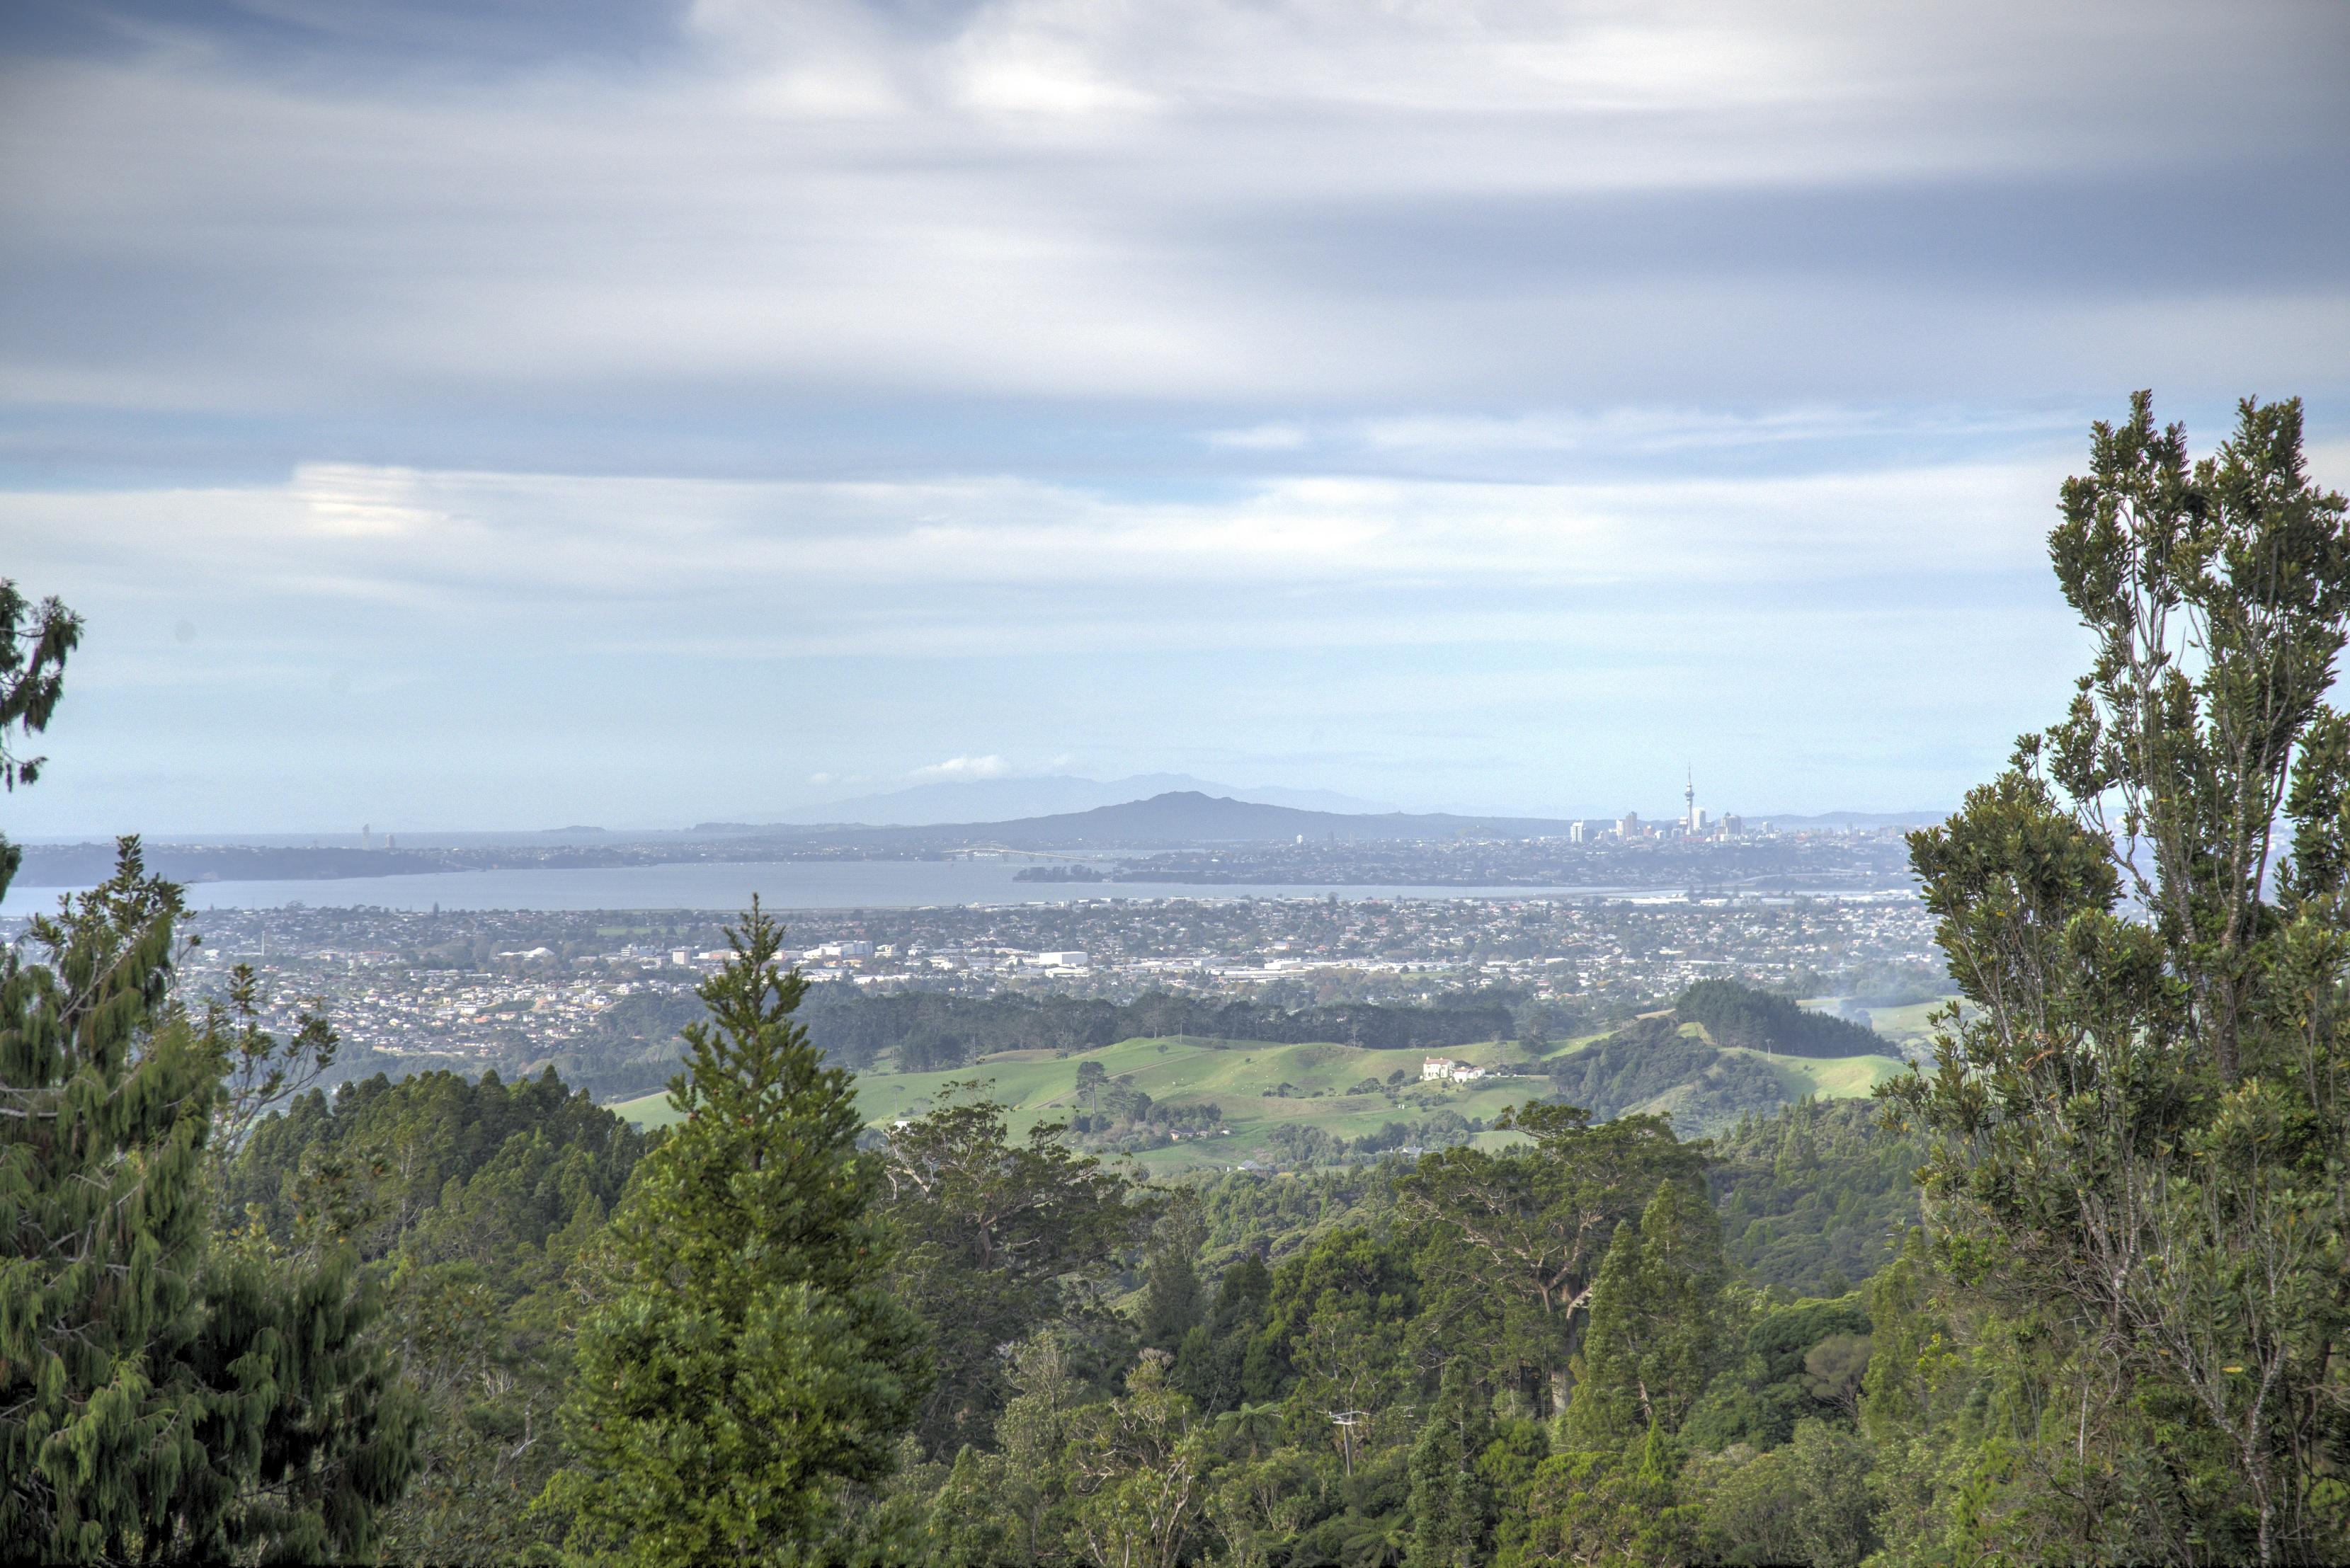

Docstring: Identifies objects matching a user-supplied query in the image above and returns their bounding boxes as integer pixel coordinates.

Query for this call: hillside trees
[1883,393,2350,1563]
[879,1083,1142,1456]
[546,901,928,1566]
[1562,1178,1730,1447]
[223,1068,653,1560]
[1395,1104,1706,1418]
[1677,980,1886,1059]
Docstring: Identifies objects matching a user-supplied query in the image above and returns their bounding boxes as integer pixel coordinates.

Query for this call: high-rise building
[1723,813,1743,837]
[1618,811,1640,838]
[1568,820,1586,845]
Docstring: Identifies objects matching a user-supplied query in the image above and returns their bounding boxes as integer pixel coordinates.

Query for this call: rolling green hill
[613,1034,1548,1176]
[610,1023,1909,1176]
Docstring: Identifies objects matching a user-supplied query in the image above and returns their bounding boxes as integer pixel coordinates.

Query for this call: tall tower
[1684,767,1696,835]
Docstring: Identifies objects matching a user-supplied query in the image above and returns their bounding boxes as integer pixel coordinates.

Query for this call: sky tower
[1684,767,1700,835]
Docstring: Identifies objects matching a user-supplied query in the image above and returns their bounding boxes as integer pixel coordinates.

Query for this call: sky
[2,0,2347,834]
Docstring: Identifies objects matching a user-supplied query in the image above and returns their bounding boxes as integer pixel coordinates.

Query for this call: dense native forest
[6,393,2350,1565]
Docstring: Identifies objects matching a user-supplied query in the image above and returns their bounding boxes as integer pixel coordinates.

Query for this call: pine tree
[1405,1359,1500,1568]
[1563,1177,1728,1448]
[1139,1198,1207,1354]
[1,595,416,1560]
[547,900,929,1566]
[0,578,78,893]
[1,849,220,1557]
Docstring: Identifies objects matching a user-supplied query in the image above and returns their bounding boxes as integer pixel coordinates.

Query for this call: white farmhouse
[1421,1055,1489,1085]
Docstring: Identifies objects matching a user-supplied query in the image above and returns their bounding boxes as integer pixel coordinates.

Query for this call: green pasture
[607,1020,1905,1177]
[611,1034,1552,1176]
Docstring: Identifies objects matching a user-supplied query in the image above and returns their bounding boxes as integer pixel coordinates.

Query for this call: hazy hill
[802,790,1587,849]
[775,773,1392,825]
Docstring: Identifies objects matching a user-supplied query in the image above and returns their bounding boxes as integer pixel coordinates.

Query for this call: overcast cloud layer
[3,0,2346,832]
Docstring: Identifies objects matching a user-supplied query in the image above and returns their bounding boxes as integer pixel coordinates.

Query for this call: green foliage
[547,901,928,1566]
[1493,1426,1699,1567]
[1404,1360,1502,1568]
[1881,393,2350,1564]
[1190,1163,1396,1271]
[1545,1014,1789,1132]
[1063,1354,1212,1568]
[1170,1252,1271,1415]
[1,843,418,1562]
[224,1063,652,1560]
[0,579,78,894]
[1397,1103,1706,1419]
[229,1063,646,1257]
[799,988,1524,1072]
[1689,1420,1877,1567]
[1139,1197,1208,1354]
[1563,1179,1729,1446]
[1709,1097,1922,1296]
[1679,978,1888,1058]
[878,1082,1141,1456]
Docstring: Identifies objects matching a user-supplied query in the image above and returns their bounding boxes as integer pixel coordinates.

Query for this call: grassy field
[1840,998,1953,1056]
[608,1022,1907,1177]
[612,1034,1556,1176]
[1735,1048,1910,1099]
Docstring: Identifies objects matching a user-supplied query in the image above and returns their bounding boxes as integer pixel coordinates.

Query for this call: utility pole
[1328,1409,1367,1477]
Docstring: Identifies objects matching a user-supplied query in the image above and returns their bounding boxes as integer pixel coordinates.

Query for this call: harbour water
[1,857,1669,915]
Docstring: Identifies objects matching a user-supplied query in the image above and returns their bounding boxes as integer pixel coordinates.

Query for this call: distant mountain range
[770,773,1393,826]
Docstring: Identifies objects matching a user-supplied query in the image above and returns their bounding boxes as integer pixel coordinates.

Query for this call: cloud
[909,754,1010,780]
[1,0,2342,430]
[1,0,2344,831]
[0,452,2065,660]
[1207,423,1311,452]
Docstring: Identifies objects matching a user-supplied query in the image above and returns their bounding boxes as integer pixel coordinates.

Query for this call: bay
[0,857,1661,915]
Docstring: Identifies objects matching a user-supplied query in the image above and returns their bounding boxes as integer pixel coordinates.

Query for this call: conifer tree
[548,900,928,1566]
[1,847,221,1557]
[1,592,415,1560]
[0,578,77,895]
[1563,1177,1728,1447]
[1405,1359,1500,1568]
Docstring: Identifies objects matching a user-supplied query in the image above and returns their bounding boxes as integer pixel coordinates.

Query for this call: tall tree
[1397,1103,1706,1417]
[547,901,928,1566]
[1,592,416,1561]
[0,579,78,895]
[1886,392,2350,1564]
[1562,1177,1728,1448]
[1405,1359,1501,1568]
[879,1083,1139,1455]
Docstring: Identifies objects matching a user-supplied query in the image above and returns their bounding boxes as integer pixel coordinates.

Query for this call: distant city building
[1690,807,1708,834]
[1723,813,1744,837]
[1568,820,1586,845]
[1036,950,1090,968]
[1617,811,1640,839]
